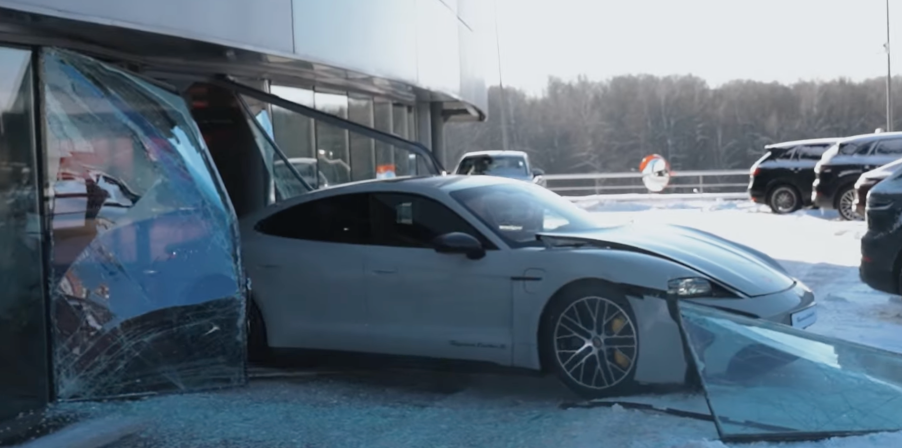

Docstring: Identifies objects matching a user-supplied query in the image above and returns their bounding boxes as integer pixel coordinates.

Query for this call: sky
[490,0,899,95]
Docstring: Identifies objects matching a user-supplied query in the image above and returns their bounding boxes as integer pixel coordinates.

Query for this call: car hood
[862,158,902,181]
[537,223,795,297]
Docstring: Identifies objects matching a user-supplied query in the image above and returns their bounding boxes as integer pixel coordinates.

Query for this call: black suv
[748,138,840,214]
[860,168,902,294]
[812,132,902,220]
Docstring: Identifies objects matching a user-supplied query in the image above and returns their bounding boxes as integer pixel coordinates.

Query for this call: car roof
[458,150,528,158]
[764,137,842,149]
[838,131,902,144]
[253,174,522,213]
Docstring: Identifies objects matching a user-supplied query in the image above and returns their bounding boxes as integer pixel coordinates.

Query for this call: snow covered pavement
[52,199,902,448]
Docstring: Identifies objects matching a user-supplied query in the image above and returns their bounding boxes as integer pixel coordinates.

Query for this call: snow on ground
[51,199,902,448]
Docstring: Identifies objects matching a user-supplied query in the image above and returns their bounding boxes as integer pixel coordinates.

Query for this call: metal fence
[545,169,750,197]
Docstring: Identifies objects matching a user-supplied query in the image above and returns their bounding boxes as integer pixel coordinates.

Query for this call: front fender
[511,249,706,371]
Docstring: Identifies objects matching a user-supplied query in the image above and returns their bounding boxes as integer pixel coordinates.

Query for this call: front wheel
[540,283,640,399]
[835,186,862,221]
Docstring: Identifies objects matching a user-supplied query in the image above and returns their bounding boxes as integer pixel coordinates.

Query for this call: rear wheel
[835,186,862,221]
[767,185,801,214]
[540,282,640,399]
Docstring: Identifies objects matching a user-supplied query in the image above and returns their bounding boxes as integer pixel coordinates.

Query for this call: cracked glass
[679,302,902,443]
[42,49,246,400]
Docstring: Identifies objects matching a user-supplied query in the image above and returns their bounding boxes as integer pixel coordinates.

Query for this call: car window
[369,193,490,248]
[256,193,369,244]
[794,144,829,160]
[873,138,902,156]
[450,182,600,248]
[839,141,872,156]
[773,148,795,160]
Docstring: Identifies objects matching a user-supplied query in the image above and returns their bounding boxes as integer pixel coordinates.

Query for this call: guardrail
[544,169,750,196]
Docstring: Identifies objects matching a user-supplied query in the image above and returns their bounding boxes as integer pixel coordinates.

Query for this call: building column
[415,101,432,150]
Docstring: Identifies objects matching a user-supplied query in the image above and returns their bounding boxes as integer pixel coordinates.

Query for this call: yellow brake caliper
[610,316,631,369]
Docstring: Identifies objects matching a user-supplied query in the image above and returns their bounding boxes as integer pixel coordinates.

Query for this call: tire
[767,184,801,214]
[247,299,271,364]
[540,281,641,399]
[835,185,862,221]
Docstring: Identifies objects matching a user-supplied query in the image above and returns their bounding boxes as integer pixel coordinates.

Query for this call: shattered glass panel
[679,302,902,442]
[41,49,246,400]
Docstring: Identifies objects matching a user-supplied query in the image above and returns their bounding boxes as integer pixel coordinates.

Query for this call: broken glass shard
[679,301,902,443]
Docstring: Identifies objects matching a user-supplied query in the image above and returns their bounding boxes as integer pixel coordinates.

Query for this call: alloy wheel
[553,296,638,390]
[838,189,861,221]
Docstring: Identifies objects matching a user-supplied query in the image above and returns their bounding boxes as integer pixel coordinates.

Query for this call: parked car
[454,150,546,187]
[860,168,902,294]
[812,132,902,220]
[240,174,816,399]
[854,158,902,216]
[748,138,840,214]
[274,157,330,190]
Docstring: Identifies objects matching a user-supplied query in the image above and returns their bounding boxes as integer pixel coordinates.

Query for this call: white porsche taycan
[239,175,817,398]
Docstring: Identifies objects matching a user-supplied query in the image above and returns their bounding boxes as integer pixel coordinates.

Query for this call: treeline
[446,75,902,174]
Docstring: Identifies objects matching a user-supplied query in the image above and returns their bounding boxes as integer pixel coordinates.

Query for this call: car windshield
[456,155,529,177]
[449,182,600,246]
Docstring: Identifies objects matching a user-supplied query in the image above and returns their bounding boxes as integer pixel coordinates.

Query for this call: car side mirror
[431,232,486,260]
[532,168,545,177]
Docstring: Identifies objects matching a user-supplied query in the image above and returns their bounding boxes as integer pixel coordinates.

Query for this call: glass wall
[264,84,422,190]
[314,91,350,186]
[0,46,49,421]
[373,99,395,177]
[41,49,245,400]
[348,95,375,181]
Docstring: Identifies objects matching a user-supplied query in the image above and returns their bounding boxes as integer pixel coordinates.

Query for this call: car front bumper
[686,280,817,329]
[860,230,899,295]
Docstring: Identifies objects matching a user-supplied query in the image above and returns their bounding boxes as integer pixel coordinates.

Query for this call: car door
[362,192,514,365]
[242,193,370,351]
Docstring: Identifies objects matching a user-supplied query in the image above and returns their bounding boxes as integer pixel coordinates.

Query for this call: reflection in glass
[42,49,245,400]
[348,96,375,181]
[392,104,411,176]
[679,302,902,442]
[373,99,394,177]
[314,91,350,186]
[0,47,49,422]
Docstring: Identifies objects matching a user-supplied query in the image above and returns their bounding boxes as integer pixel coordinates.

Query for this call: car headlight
[667,277,712,298]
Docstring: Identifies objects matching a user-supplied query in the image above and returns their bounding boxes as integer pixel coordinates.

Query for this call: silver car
[455,150,546,187]
[240,175,816,398]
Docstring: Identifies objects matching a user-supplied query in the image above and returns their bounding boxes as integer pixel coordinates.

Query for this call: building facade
[0,0,490,436]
